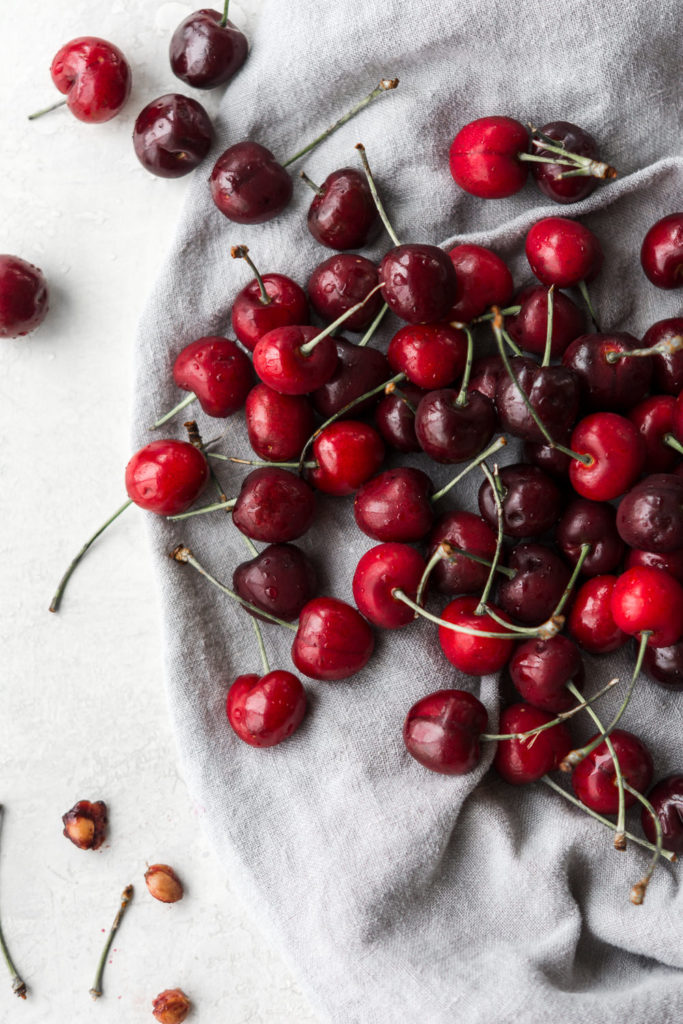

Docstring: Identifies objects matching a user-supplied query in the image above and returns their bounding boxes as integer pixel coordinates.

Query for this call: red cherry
[232,543,317,623]
[308,255,381,331]
[643,317,683,394]
[506,285,585,359]
[640,213,683,288]
[231,271,308,353]
[210,141,293,224]
[378,244,457,324]
[354,468,434,542]
[469,354,506,405]
[50,37,131,123]
[427,511,497,596]
[226,671,306,747]
[526,217,603,288]
[496,543,571,626]
[447,244,514,322]
[628,396,678,472]
[494,703,572,785]
[610,566,683,647]
[438,597,515,676]
[568,575,628,655]
[625,547,683,584]
[172,337,252,417]
[562,332,652,411]
[124,440,209,515]
[531,121,600,204]
[478,463,562,538]
[403,690,488,774]
[352,543,425,629]
[494,357,580,443]
[133,94,213,178]
[568,413,645,501]
[253,325,338,395]
[508,636,584,713]
[309,421,384,496]
[387,322,468,389]
[305,167,379,251]
[0,255,49,338]
[415,389,497,463]
[644,642,683,691]
[374,382,426,453]
[641,775,683,853]
[523,439,571,479]
[245,383,314,462]
[312,338,389,419]
[292,597,374,681]
[556,498,624,576]
[449,116,529,199]
[616,474,683,553]
[232,468,316,543]
[169,9,248,89]
[571,730,653,814]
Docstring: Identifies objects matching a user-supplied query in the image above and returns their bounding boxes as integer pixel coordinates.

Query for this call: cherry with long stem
[49,499,133,612]
[526,125,617,180]
[210,454,317,470]
[391,588,558,641]
[419,541,516,607]
[355,143,401,245]
[297,283,384,357]
[219,0,231,28]
[0,807,27,999]
[605,334,683,364]
[541,285,554,369]
[90,884,134,1000]
[27,98,67,121]
[475,462,505,615]
[481,677,618,740]
[231,244,271,304]
[357,302,389,347]
[626,782,663,904]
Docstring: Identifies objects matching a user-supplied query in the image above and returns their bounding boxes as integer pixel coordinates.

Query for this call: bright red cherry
[415,389,496,463]
[641,775,683,854]
[231,266,308,353]
[292,597,374,681]
[124,440,209,515]
[562,332,652,411]
[571,730,653,814]
[309,421,384,496]
[447,244,514,322]
[449,116,529,199]
[556,498,624,576]
[352,543,425,629]
[531,121,600,204]
[387,322,468,388]
[438,597,515,676]
[133,94,213,178]
[253,325,338,395]
[526,217,603,288]
[506,285,585,359]
[610,566,683,647]
[378,244,457,324]
[403,690,488,774]
[172,337,252,417]
[169,8,248,89]
[568,413,645,501]
[232,543,317,622]
[210,142,293,224]
[49,37,131,123]
[640,213,683,288]
[568,575,628,655]
[226,671,306,748]
[494,703,572,785]
[643,317,683,394]
[427,511,497,595]
[628,396,678,472]
[232,468,315,543]
[308,255,381,331]
[508,636,584,713]
[305,167,379,250]
[374,382,425,453]
[312,338,389,418]
[354,468,434,543]
[0,255,48,338]
[245,383,314,462]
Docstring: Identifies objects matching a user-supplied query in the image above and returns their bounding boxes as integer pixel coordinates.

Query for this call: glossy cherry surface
[610,565,683,647]
[616,474,683,553]
[494,703,572,785]
[378,244,457,324]
[306,167,378,250]
[354,468,434,542]
[447,244,514,322]
[508,635,584,713]
[415,389,496,463]
[625,547,683,584]
[292,597,374,681]
[427,511,497,595]
[506,285,584,359]
[562,332,651,411]
[568,575,628,654]
[226,671,306,747]
[50,37,131,123]
[169,8,248,89]
[438,597,515,676]
[309,420,384,496]
[210,141,293,224]
[569,413,645,502]
[526,217,603,287]
[643,317,683,394]
[312,339,389,418]
[232,271,308,353]
[233,543,317,622]
[387,322,468,389]
[232,468,315,542]
[628,396,678,472]
[469,354,505,405]
[403,689,488,774]
[641,775,683,853]
[374,382,425,453]
[308,254,380,331]
[449,116,529,199]
[571,729,653,814]
[172,336,252,417]
[556,498,624,576]
[531,121,599,204]
[124,440,209,515]
[478,463,562,538]
[494,357,580,443]
[133,94,212,178]
[523,440,571,478]
[640,213,683,288]
[0,255,48,338]
[496,543,570,625]
[643,642,683,691]
[253,325,338,395]
[352,543,425,628]
[245,384,314,461]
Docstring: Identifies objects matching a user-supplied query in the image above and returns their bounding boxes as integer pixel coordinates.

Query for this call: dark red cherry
[526,217,603,288]
[469,354,505,405]
[531,121,599,204]
[478,463,562,538]
[643,317,683,394]
[611,565,683,646]
[245,384,314,462]
[427,511,497,595]
[641,775,683,853]
[306,168,378,251]
[169,8,248,90]
[124,440,209,515]
[415,389,496,463]
[562,332,652,411]
[628,396,678,472]
[233,543,317,622]
[50,36,131,123]
[508,636,584,713]
[449,116,529,199]
[308,254,381,331]
[640,213,683,288]
[0,255,48,338]
[556,498,624,576]
[494,357,580,442]
[387,322,468,389]
[506,285,584,359]
[231,272,308,353]
[439,597,515,676]
[133,94,212,178]
[210,141,293,224]
[568,575,628,654]
[232,468,315,543]
[447,244,514,322]
[352,542,425,629]
[354,468,434,542]
[172,336,252,417]
[569,413,645,502]
[378,244,457,324]
[374,382,425,453]
[494,703,572,785]
[616,474,683,553]
[253,325,338,395]
[643,643,683,692]
[523,440,571,478]
[226,671,306,748]
[571,730,653,814]
[309,420,384,496]
[625,547,683,583]
[496,543,571,626]
[292,597,374,681]
[312,338,389,418]
[403,689,488,774]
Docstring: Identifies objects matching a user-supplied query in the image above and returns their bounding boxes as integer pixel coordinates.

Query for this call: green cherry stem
[151,391,196,430]
[90,884,134,1000]
[481,677,619,741]
[355,142,401,246]
[299,171,323,196]
[430,436,507,504]
[415,544,447,607]
[578,279,600,332]
[605,334,683,364]
[528,126,618,180]
[49,499,133,613]
[475,462,505,615]
[231,245,271,304]
[0,808,27,999]
[357,302,389,347]
[384,382,417,414]
[299,283,384,355]
[551,542,591,620]
[467,305,522,326]
[252,616,271,675]
[433,542,516,581]
[209,454,317,470]
[541,285,554,368]
[626,782,664,904]
[219,0,231,27]
[455,327,474,407]
[664,433,683,456]
[391,588,540,640]
[27,98,67,121]
[168,498,237,521]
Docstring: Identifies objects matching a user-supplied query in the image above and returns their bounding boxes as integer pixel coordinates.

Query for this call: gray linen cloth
[132,1,683,1020]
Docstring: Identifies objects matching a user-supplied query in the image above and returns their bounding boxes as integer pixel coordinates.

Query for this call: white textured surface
[0,1,320,1020]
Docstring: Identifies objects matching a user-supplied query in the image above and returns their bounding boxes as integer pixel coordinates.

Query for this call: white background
[0,1,321,1020]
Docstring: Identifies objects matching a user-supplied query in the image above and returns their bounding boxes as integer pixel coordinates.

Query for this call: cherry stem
[475,462,505,615]
[518,152,577,169]
[385,382,417,414]
[209,453,317,470]
[282,79,399,168]
[431,541,516,584]
[152,391,196,430]
[415,544,447,607]
[625,782,663,904]
[219,0,230,27]
[355,142,401,246]
[467,305,522,326]
[430,436,507,504]
[0,808,27,999]
[89,884,134,1000]
[481,677,618,740]
[357,302,388,347]
[251,617,271,675]
[540,777,676,862]
[455,327,474,407]
[551,543,591,620]
[27,98,67,121]
[171,546,299,630]
[392,588,540,640]
[664,433,683,456]
[605,335,683,364]
[482,604,544,635]
[577,279,600,332]
[49,499,133,613]
[528,126,618,180]
[299,283,384,355]
[168,497,237,521]
[541,285,554,368]
[299,171,323,196]
[231,245,271,305]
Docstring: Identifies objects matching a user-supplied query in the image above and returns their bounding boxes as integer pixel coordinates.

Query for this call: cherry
[48,37,131,123]
[403,690,488,774]
[226,671,306,747]
[415,389,496,463]
[496,543,571,626]
[124,440,209,515]
[508,636,584,713]
[308,420,384,496]
[352,543,425,629]
[494,703,573,785]
[211,141,293,224]
[562,332,652,411]
[611,565,683,647]
[291,597,374,681]
[568,575,628,655]
[305,167,378,250]
[230,249,308,353]
[494,357,580,443]
[447,244,514,322]
[625,547,683,583]
[616,474,683,553]
[628,396,678,472]
[523,440,571,478]
[531,121,600,204]
[427,511,497,595]
[354,467,434,543]
[556,498,624,576]
[449,116,529,199]
[438,597,515,676]
[571,729,653,814]
[312,339,389,418]
[641,775,683,853]
[232,468,315,543]
[233,543,317,622]
[308,255,381,331]
[568,413,645,502]
[506,285,584,359]
[378,244,457,324]
[478,463,562,539]
[0,255,48,338]
[469,354,506,405]
[643,317,683,394]
[640,213,683,288]
[526,217,603,288]
[170,336,252,418]
[387,322,468,389]
[643,642,683,691]
[374,382,425,453]
[169,6,248,90]
[245,384,314,462]
[253,325,338,395]
[133,94,213,178]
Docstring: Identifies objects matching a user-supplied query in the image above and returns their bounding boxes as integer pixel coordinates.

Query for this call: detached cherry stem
[0,808,27,999]
[541,285,554,368]
[298,283,384,355]
[355,142,401,246]
[626,782,664,905]
[430,436,507,504]
[282,78,399,168]
[231,245,271,305]
[481,677,619,741]
[49,499,133,613]
[27,98,67,121]
[90,884,134,1000]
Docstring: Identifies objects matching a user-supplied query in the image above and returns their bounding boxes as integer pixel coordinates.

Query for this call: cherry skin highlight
[169,8,248,89]
[124,440,209,515]
[438,597,515,676]
[571,730,653,814]
[172,336,252,417]
[641,775,683,853]
[640,213,683,288]
[253,325,338,395]
[403,689,488,774]
[449,116,529,199]
[378,244,457,324]
[447,244,514,322]
[387,322,468,389]
[568,575,628,655]
[232,468,316,543]
[233,543,317,622]
[0,255,48,338]
[50,37,131,123]
[526,217,603,288]
[306,168,378,250]
[292,597,374,681]
[309,420,385,496]
[232,272,308,353]
[354,468,434,543]
[568,413,645,502]
[562,332,652,411]
[616,474,683,553]
[226,671,306,747]
[506,285,585,359]
[508,635,584,713]
[494,703,573,785]
[210,141,293,224]
[610,566,683,647]
[352,543,425,629]
[133,94,213,178]
[494,357,580,443]
[308,254,381,331]
[625,547,683,584]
